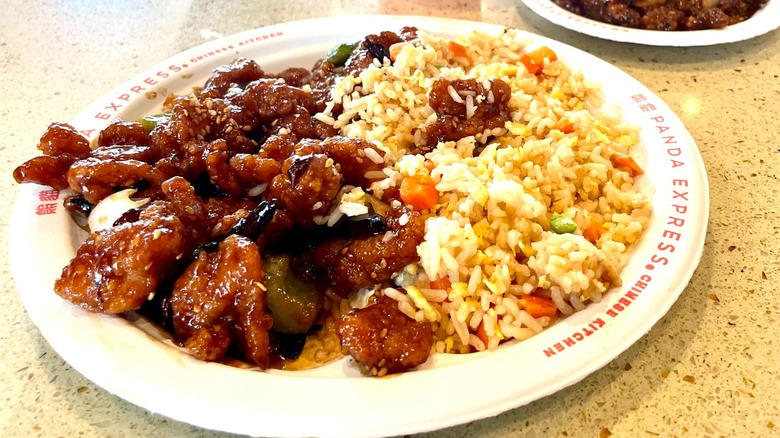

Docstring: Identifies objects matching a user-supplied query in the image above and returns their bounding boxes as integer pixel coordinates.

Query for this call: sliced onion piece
[88,189,150,233]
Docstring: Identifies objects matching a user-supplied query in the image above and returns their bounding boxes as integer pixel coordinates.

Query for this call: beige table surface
[1,1,778,437]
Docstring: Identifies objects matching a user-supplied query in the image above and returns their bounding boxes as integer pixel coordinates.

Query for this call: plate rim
[9,14,710,437]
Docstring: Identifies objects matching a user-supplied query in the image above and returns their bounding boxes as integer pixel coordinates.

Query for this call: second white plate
[520,0,780,46]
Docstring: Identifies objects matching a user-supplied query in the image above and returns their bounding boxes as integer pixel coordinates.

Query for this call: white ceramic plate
[10,15,709,437]
[521,0,780,46]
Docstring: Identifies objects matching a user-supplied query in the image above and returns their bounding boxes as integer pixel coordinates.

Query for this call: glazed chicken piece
[424,77,512,151]
[54,202,188,314]
[170,234,273,368]
[66,157,168,204]
[97,120,150,148]
[343,27,419,76]
[264,138,342,227]
[320,135,385,187]
[200,57,266,100]
[264,135,388,228]
[338,295,434,375]
[308,206,425,295]
[265,107,338,141]
[13,154,77,190]
[13,122,91,190]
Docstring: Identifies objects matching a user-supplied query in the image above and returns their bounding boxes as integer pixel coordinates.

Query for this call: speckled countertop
[1,1,778,437]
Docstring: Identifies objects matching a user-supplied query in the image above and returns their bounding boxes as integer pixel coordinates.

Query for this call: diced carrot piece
[448,41,473,65]
[399,174,439,211]
[519,54,541,75]
[611,152,644,176]
[430,276,451,291]
[522,295,558,318]
[555,118,574,134]
[520,46,558,76]
[527,45,558,66]
[583,219,602,244]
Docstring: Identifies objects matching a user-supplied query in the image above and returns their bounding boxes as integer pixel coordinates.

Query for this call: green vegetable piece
[263,254,321,334]
[326,42,358,67]
[550,214,577,234]
[139,113,171,132]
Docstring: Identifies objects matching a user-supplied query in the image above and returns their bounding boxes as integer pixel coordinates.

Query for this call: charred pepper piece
[194,199,277,256]
[263,253,321,334]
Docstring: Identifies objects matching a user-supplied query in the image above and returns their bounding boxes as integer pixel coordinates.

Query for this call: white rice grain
[363,148,384,164]
[469,334,486,351]
[364,170,388,180]
[419,288,448,302]
[517,310,544,334]
[384,287,411,304]
[550,287,575,315]
[448,85,464,103]
[465,94,475,119]
[467,265,482,293]
[450,310,470,346]
[569,293,587,311]
[313,112,336,125]
[246,183,268,197]
[380,230,394,243]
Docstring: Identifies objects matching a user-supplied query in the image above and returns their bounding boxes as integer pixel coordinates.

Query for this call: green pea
[550,214,577,234]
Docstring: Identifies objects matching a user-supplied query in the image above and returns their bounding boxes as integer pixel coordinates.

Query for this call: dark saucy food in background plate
[551,0,770,30]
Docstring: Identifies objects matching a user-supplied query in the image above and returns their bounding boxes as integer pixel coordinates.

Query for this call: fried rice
[316,28,652,354]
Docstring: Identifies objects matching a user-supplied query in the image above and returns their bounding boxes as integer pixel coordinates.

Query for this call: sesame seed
[381,231,393,242]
